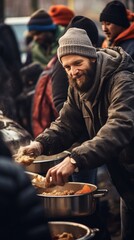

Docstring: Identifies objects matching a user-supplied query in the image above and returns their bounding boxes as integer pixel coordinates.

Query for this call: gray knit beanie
[57,27,97,63]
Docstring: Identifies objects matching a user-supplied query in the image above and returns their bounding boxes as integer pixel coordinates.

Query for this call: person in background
[0,133,52,240]
[49,4,75,36]
[18,9,57,134]
[19,7,75,135]
[0,23,23,122]
[16,27,134,240]
[100,0,134,59]
[26,6,75,68]
[25,9,57,67]
[31,6,75,136]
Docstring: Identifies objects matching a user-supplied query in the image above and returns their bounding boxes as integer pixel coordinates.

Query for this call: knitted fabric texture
[67,15,98,46]
[28,9,56,32]
[100,0,130,28]
[57,27,97,63]
[49,5,75,26]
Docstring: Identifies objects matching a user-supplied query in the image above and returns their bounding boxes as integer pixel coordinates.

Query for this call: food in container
[49,221,99,239]
[26,172,108,218]
[37,182,108,218]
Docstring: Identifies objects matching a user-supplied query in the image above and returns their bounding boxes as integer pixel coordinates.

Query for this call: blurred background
[1,0,134,21]
[0,0,134,62]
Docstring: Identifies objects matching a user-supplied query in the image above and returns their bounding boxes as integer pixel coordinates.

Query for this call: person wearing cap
[32,16,99,185]
[51,16,99,185]
[100,0,134,60]
[18,9,64,133]
[49,4,75,27]
[51,17,112,239]
[16,27,134,239]
[52,15,99,113]
[31,16,112,239]
[48,5,75,48]
[26,9,59,67]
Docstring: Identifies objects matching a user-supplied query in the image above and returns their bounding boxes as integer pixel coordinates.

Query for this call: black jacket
[0,156,52,240]
[52,59,69,112]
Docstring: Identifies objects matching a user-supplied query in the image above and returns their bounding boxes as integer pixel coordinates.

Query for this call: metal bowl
[48,221,99,239]
[37,182,108,219]
[25,150,70,175]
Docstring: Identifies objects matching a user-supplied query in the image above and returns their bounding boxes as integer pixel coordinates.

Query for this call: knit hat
[100,0,130,28]
[57,27,97,63]
[67,15,98,46]
[49,5,75,26]
[27,9,57,32]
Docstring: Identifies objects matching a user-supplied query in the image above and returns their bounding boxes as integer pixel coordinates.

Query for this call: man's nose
[71,66,79,76]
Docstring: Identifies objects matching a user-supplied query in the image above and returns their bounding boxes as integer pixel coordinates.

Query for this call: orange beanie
[49,5,75,27]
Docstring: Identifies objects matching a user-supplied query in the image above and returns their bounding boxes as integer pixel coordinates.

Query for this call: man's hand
[14,141,43,164]
[45,156,77,186]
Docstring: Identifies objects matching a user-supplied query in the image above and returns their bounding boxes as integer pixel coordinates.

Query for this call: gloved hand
[14,141,44,165]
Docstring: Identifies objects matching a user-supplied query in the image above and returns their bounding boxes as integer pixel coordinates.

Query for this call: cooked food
[41,189,75,196]
[52,232,75,240]
[41,184,92,196]
[31,174,54,188]
[75,184,92,194]
[32,174,45,183]
[32,174,46,188]
[14,154,36,165]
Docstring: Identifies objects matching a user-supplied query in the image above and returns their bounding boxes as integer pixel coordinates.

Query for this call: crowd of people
[0,1,134,240]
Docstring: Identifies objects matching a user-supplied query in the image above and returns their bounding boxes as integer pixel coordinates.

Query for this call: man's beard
[68,63,95,93]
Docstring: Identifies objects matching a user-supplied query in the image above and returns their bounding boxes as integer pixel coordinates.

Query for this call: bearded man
[16,28,134,240]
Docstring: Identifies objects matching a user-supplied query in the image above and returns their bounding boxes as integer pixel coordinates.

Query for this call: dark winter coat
[0,156,52,240]
[36,47,134,211]
[0,24,23,121]
[52,59,69,112]
[0,56,18,120]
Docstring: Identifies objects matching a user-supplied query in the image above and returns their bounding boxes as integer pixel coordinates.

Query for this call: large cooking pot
[48,221,99,239]
[25,151,70,175]
[26,171,108,219]
[29,171,107,219]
